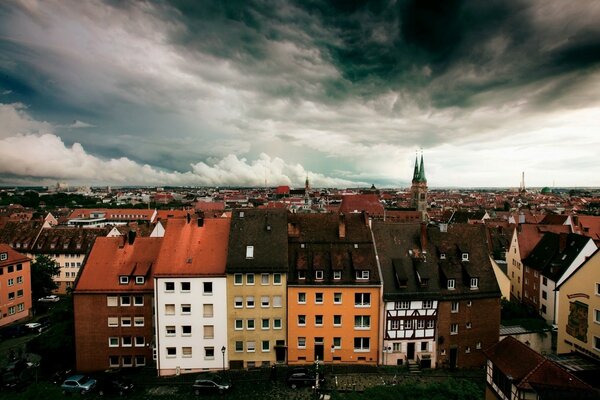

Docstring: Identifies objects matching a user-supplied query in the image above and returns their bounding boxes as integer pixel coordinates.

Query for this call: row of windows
[446,278,478,290]
[108,336,145,347]
[394,300,434,309]
[233,296,283,309]
[439,341,482,356]
[297,337,370,351]
[6,289,24,301]
[109,355,145,368]
[166,346,214,359]
[387,341,430,353]
[450,322,473,334]
[63,272,77,278]
[0,264,23,275]
[296,270,370,281]
[0,303,26,316]
[165,324,215,338]
[234,318,283,330]
[3,276,23,287]
[164,281,214,294]
[296,314,371,329]
[107,316,145,327]
[164,303,210,316]
[296,292,372,306]
[61,262,81,268]
[119,275,145,285]
[234,340,272,353]
[107,295,144,307]
[389,319,435,330]
[234,273,283,285]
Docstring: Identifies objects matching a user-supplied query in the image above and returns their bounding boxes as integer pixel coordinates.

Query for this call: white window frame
[234,273,243,285]
[333,271,342,280]
[246,273,255,285]
[447,279,455,290]
[119,276,129,284]
[135,276,145,285]
[315,270,324,280]
[298,292,306,304]
[273,318,282,330]
[315,292,324,304]
[450,323,459,335]
[246,246,254,259]
[356,270,370,280]
[108,337,119,347]
[334,292,342,304]
[273,273,282,285]
[261,273,269,285]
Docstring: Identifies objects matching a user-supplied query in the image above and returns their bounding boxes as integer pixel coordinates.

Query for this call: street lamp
[221,346,226,371]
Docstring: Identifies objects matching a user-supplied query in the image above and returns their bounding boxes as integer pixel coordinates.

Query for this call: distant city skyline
[1,1,599,188]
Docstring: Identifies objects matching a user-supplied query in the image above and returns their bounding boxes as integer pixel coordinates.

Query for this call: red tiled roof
[0,243,30,266]
[275,186,290,195]
[520,359,591,391]
[155,210,190,221]
[75,236,163,292]
[194,201,225,212]
[153,217,230,277]
[339,194,384,216]
[484,336,545,382]
[517,224,570,259]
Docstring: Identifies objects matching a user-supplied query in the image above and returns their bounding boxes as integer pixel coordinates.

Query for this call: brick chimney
[339,213,346,239]
[420,222,428,254]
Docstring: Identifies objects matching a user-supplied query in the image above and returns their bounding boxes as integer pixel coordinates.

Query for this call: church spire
[412,155,419,182]
[417,153,427,183]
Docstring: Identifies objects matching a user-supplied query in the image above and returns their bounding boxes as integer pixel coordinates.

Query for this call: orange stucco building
[0,244,32,327]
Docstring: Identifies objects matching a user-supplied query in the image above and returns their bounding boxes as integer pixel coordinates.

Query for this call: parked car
[0,324,27,340]
[286,368,325,389]
[38,295,60,302]
[61,374,97,394]
[192,374,232,395]
[51,369,73,385]
[96,376,134,396]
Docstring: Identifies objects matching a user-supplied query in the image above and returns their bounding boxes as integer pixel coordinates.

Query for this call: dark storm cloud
[0,0,599,187]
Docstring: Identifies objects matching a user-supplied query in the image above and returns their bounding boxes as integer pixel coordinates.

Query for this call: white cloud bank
[0,103,363,188]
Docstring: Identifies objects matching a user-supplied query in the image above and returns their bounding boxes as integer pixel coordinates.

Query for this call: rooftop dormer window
[298,271,305,280]
[356,270,369,280]
[462,253,469,261]
[440,253,446,260]
[246,246,254,259]
[119,276,129,285]
[0,252,7,261]
[135,276,145,285]
[447,279,455,290]
[315,270,324,280]
[470,277,479,289]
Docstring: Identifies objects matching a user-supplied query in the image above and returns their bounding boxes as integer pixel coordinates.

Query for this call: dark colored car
[96,376,134,396]
[192,374,232,395]
[286,368,325,389]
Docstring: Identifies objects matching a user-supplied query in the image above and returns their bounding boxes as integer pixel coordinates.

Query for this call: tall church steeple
[411,152,428,221]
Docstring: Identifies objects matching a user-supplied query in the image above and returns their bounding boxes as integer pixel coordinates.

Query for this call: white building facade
[154,276,228,376]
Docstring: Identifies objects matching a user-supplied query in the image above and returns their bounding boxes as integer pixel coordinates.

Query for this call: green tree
[31,254,60,302]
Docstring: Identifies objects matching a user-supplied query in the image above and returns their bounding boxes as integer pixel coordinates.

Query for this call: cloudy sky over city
[1,0,599,188]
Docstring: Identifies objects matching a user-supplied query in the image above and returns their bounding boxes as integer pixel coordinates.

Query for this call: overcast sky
[1,0,599,188]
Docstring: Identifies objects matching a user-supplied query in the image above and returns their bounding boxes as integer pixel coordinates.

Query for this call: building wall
[382,299,437,366]
[226,272,287,369]
[506,229,523,301]
[522,266,540,312]
[154,277,228,376]
[490,257,511,301]
[437,297,500,368]
[74,292,154,372]
[52,253,85,294]
[287,286,380,365]
[557,252,600,361]
[0,258,32,327]
[499,331,552,356]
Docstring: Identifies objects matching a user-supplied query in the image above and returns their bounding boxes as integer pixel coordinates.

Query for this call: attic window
[246,246,254,259]
[135,276,145,285]
[300,243,305,248]
[239,211,245,218]
[354,244,358,249]
[447,279,455,290]
[315,270,324,280]
[119,276,129,285]
[398,279,408,288]
[298,271,305,280]
[440,253,446,260]
[420,278,429,287]
[63,243,68,249]
[462,253,469,261]
[356,270,369,280]
[470,277,479,289]
[0,252,7,261]
[333,271,342,280]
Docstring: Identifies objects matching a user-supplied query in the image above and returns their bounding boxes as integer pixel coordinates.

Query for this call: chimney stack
[420,222,428,254]
[128,230,136,245]
[339,213,346,239]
